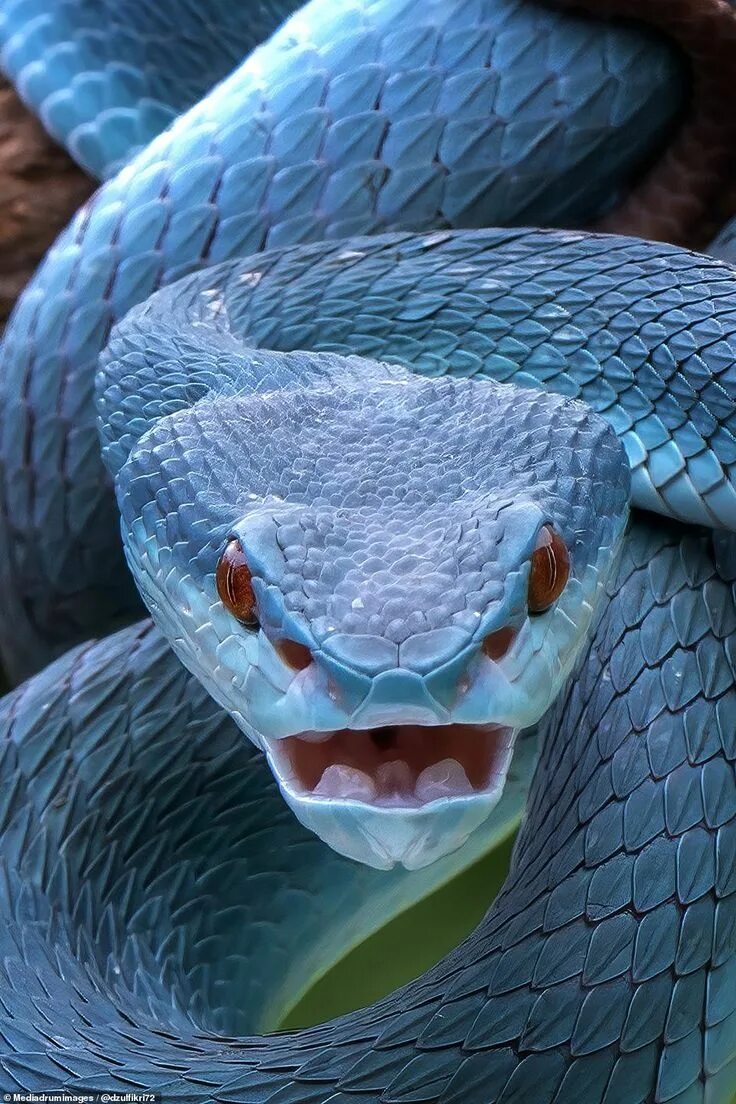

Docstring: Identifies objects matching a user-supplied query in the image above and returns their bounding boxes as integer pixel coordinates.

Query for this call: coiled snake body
[2,0,736,1100]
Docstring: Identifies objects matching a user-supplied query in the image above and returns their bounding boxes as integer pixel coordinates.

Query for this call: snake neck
[556,0,736,246]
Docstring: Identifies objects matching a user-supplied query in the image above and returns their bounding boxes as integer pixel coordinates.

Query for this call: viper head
[118,362,629,869]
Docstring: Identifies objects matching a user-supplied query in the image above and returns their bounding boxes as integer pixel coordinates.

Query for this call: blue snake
[3,0,736,1099]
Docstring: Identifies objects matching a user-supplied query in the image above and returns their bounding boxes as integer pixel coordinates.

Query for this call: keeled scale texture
[106,230,736,536]
[0,618,534,1044]
[1,0,736,1096]
[0,519,735,1102]
[0,0,683,679]
[0,0,302,176]
[107,331,626,653]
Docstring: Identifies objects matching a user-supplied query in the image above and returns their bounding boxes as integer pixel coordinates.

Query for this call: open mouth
[268,723,515,808]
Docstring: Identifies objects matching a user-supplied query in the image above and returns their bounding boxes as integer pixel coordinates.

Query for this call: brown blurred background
[0,77,93,331]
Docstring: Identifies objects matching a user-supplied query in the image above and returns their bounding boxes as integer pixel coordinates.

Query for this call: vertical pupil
[543,544,556,595]
[227,565,240,607]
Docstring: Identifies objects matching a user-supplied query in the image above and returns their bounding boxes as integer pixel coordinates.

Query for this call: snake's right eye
[528,525,569,614]
[216,538,259,626]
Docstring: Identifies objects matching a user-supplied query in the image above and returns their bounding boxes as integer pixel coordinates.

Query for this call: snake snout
[257,623,531,868]
[311,622,518,722]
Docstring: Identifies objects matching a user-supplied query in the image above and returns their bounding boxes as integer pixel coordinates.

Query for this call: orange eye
[216,538,258,625]
[528,526,569,614]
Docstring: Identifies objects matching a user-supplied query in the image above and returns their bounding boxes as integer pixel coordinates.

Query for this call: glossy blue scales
[0,0,685,678]
[6,218,736,679]
[0,0,302,176]
[97,273,629,865]
[0,524,734,1100]
[1,0,736,1099]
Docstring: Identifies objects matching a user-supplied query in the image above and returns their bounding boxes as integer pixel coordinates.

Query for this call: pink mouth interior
[275,723,514,807]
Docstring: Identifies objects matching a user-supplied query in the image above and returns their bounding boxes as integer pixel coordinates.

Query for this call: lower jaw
[264,722,519,870]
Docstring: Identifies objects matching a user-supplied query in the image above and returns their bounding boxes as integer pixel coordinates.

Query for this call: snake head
[118,366,629,869]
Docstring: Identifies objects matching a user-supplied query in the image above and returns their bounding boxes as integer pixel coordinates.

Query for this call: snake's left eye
[528,526,569,614]
[216,538,259,626]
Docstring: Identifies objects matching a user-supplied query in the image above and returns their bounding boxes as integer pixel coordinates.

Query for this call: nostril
[482,626,517,663]
[275,638,313,672]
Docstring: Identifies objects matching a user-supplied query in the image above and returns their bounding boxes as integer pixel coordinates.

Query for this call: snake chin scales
[115,344,630,869]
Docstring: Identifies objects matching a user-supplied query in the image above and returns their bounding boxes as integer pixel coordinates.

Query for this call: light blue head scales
[98,252,630,869]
